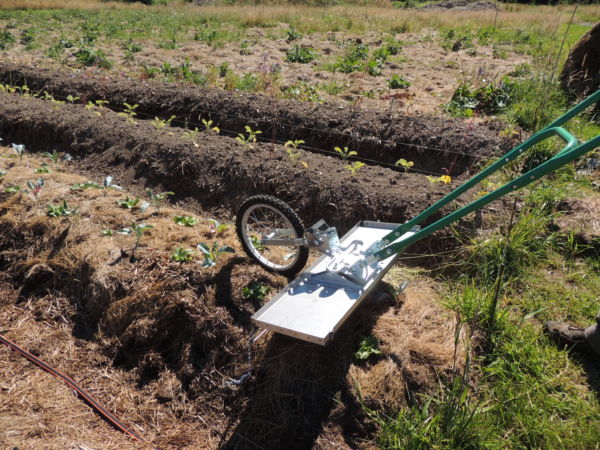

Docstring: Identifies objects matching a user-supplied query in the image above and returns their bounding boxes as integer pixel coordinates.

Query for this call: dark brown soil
[0,90,475,246]
[0,62,516,177]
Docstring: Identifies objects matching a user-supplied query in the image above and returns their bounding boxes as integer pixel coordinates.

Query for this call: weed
[355,335,381,360]
[242,280,271,301]
[334,146,357,161]
[173,215,198,227]
[330,41,369,74]
[43,150,72,171]
[171,247,194,262]
[197,241,235,268]
[388,74,411,89]
[346,161,365,176]
[285,45,317,64]
[4,185,21,194]
[35,165,51,174]
[0,31,16,50]
[281,82,322,103]
[236,125,262,147]
[47,200,77,218]
[320,81,347,95]
[395,158,414,172]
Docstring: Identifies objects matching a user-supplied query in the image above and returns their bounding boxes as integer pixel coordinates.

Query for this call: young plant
[173,215,198,227]
[118,102,138,123]
[117,196,140,210]
[346,161,365,176]
[151,115,176,130]
[35,164,51,174]
[208,218,229,235]
[70,180,101,190]
[47,200,77,218]
[66,94,80,103]
[26,178,44,201]
[184,127,200,141]
[117,222,153,260]
[201,119,220,133]
[334,146,357,161]
[388,74,411,89]
[285,45,317,64]
[43,150,72,171]
[284,140,308,168]
[11,143,25,164]
[249,235,265,252]
[145,189,174,213]
[171,247,194,262]
[242,280,271,301]
[236,125,262,148]
[426,175,453,185]
[355,335,382,360]
[197,241,235,268]
[4,185,21,194]
[395,158,414,172]
[102,176,122,196]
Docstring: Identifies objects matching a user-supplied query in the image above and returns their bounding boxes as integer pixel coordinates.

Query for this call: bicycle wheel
[236,195,309,277]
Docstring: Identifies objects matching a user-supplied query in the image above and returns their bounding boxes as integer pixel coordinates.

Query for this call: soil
[0,62,517,177]
[0,154,463,449]
[555,196,600,251]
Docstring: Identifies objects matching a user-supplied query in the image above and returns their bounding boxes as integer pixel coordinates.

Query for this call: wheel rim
[240,203,301,271]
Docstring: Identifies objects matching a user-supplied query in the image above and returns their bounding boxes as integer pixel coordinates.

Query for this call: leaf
[117,228,132,235]
[219,246,235,254]
[202,258,216,268]
[197,242,211,255]
[139,201,151,212]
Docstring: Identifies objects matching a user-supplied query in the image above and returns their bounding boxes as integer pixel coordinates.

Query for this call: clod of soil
[0,62,515,177]
[560,21,600,101]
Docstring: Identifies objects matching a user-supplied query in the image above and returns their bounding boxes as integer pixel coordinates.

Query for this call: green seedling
[101,228,113,236]
[11,143,25,164]
[236,125,262,148]
[285,45,317,64]
[151,115,176,130]
[47,200,77,218]
[346,161,365,176]
[173,215,198,227]
[70,181,101,190]
[201,119,220,133]
[284,140,308,168]
[334,146,357,161]
[395,158,414,172]
[145,189,174,212]
[208,218,229,235]
[242,280,271,301]
[355,335,382,360]
[249,235,265,252]
[66,94,79,103]
[197,241,235,268]
[388,74,411,89]
[184,127,200,141]
[4,185,21,194]
[35,164,51,174]
[171,247,194,262]
[26,178,44,201]
[118,102,138,123]
[117,196,140,210]
[102,175,122,196]
[117,222,153,260]
[43,150,72,171]
[426,175,452,185]
[286,27,302,43]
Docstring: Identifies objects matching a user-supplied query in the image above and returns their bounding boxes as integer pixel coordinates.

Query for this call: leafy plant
[174,215,198,227]
[334,146,357,161]
[426,175,452,185]
[145,189,174,212]
[117,222,154,260]
[201,119,220,133]
[395,158,414,172]
[250,235,265,252]
[117,196,140,209]
[445,80,514,118]
[118,103,138,123]
[355,335,382,360]
[66,95,79,103]
[388,74,411,89]
[43,150,72,171]
[74,47,112,69]
[35,165,51,174]
[236,125,262,147]
[47,200,77,218]
[208,218,229,235]
[26,178,44,200]
[242,280,271,301]
[170,246,194,262]
[4,185,21,194]
[0,31,16,50]
[151,115,176,130]
[197,241,235,268]
[286,27,302,43]
[11,143,25,164]
[285,45,317,64]
[346,161,365,176]
[284,140,308,168]
[101,228,113,236]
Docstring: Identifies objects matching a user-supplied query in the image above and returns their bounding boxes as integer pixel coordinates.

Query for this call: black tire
[236,195,309,277]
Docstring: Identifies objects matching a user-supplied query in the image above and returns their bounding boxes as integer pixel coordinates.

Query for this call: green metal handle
[371,89,600,262]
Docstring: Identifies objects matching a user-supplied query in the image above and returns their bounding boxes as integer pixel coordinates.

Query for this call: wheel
[236,195,309,277]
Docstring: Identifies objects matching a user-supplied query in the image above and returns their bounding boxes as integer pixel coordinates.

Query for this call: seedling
[197,241,235,268]
[426,175,453,185]
[66,94,79,103]
[201,119,220,133]
[171,247,194,262]
[101,229,113,236]
[118,102,138,123]
[26,178,44,201]
[236,126,262,148]
[35,165,51,174]
[346,161,365,176]
[47,200,77,218]
[173,215,198,227]
[117,196,140,210]
[285,45,317,64]
[286,27,302,43]
[184,127,200,141]
[355,335,382,360]
[4,185,21,194]
[102,176,122,196]
[334,146,357,161]
[11,143,25,164]
[395,158,414,172]
[208,218,229,235]
[145,189,174,213]
[151,115,176,130]
[249,235,265,252]
[43,150,72,171]
[70,181,101,190]
[242,280,271,301]
[388,74,411,89]
[117,222,153,260]
[284,140,308,168]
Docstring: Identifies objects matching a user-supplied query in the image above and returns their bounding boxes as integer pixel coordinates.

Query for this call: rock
[560,22,600,101]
